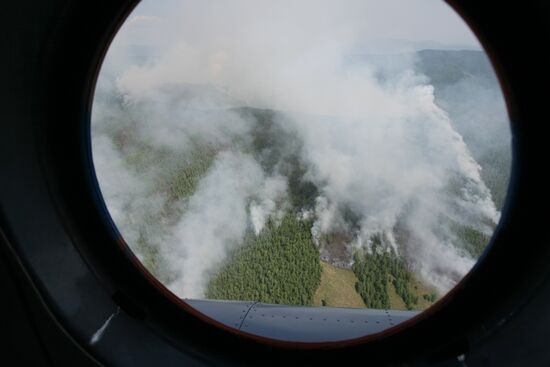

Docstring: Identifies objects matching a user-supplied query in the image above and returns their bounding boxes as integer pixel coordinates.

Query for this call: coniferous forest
[94,49,510,311]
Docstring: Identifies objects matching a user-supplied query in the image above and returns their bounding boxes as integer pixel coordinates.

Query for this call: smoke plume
[92,0,508,298]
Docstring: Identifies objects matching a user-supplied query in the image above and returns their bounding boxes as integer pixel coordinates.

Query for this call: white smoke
[92,0,506,298]
[250,176,288,235]
[284,79,498,291]
[92,134,168,263]
[162,151,287,298]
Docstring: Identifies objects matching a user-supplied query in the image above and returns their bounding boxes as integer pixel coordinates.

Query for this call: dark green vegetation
[423,292,437,303]
[206,215,322,305]
[352,238,419,310]
[167,146,217,200]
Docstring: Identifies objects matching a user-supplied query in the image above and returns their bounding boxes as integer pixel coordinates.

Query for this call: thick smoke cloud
[163,152,286,298]
[92,0,506,298]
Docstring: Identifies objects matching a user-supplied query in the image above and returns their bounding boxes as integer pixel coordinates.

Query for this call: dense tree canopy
[206,214,322,305]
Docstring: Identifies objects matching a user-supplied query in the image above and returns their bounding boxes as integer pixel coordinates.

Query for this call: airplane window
[91,0,511,342]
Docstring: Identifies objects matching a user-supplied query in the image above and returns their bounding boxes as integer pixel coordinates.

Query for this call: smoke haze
[92,1,509,298]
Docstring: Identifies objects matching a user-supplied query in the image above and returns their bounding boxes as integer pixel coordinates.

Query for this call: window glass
[92,0,511,317]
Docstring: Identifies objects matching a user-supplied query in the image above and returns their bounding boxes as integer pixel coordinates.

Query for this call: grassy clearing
[313,261,366,308]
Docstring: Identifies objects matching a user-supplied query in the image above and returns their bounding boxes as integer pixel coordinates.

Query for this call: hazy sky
[127,0,481,51]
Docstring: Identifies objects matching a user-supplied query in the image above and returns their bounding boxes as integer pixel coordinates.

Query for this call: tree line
[352,236,419,310]
[206,214,322,305]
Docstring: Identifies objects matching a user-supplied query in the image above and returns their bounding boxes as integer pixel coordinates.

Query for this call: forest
[352,241,419,310]
[206,214,322,305]
[93,49,509,311]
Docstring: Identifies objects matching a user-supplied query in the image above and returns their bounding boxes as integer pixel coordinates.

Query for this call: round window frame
[1,0,547,365]
[89,0,517,348]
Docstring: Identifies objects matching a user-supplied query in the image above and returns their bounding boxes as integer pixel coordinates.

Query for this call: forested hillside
[93,49,510,311]
[206,215,322,305]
